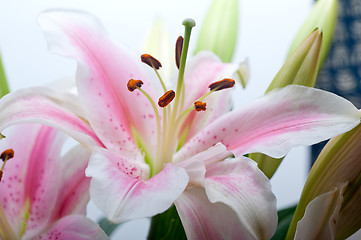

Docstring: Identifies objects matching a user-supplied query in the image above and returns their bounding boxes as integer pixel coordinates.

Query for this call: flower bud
[194,0,238,62]
[287,0,337,69]
[286,124,361,239]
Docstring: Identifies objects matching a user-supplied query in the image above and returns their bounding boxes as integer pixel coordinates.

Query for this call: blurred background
[0,0,314,238]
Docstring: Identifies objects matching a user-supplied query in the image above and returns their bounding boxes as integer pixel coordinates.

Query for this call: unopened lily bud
[287,0,337,69]
[286,124,361,239]
[252,29,323,179]
[194,0,238,62]
[266,28,323,92]
[0,52,9,98]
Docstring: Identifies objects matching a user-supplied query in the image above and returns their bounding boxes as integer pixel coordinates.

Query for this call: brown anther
[194,101,207,111]
[0,170,3,182]
[158,90,175,107]
[141,54,162,70]
[175,36,184,69]
[209,78,236,91]
[127,79,144,92]
[0,149,14,161]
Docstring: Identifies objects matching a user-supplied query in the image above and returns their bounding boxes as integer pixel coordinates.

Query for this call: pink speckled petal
[34,215,109,240]
[85,148,189,222]
[176,85,361,160]
[0,124,92,237]
[51,145,91,218]
[175,187,250,240]
[0,124,65,234]
[0,87,103,148]
[38,10,161,157]
[204,157,277,240]
[294,183,347,240]
[181,52,238,141]
[175,143,232,185]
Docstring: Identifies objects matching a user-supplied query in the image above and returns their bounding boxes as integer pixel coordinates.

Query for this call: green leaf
[98,217,122,237]
[194,0,238,62]
[270,205,297,240]
[147,205,186,240]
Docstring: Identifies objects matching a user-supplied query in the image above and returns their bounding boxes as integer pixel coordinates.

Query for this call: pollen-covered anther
[209,78,236,91]
[141,54,162,70]
[127,79,144,92]
[0,149,14,161]
[0,149,14,182]
[158,90,175,107]
[175,36,184,69]
[194,101,207,111]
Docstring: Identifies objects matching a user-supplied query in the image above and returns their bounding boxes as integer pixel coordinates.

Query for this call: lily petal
[175,187,253,240]
[175,143,231,185]
[85,148,189,222]
[0,124,65,235]
[294,183,347,240]
[176,85,361,160]
[52,145,91,218]
[34,215,109,240]
[38,10,161,156]
[204,157,277,240]
[182,52,239,140]
[0,124,91,237]
[0,87,103,148]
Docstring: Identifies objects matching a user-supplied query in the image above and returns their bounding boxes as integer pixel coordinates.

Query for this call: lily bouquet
[0,0,360,239]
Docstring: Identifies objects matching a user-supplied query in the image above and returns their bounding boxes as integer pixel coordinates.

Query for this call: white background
[0,0,314,239]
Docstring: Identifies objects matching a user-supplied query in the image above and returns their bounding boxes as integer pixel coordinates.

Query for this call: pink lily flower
[0,124,108,239]
[0,10,360,239]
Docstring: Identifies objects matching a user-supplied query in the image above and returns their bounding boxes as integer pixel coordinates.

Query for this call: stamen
[127,79,144,92]
[175,36,184,69]
[194,101,207,111]
[209,78,235,91]
[158,90,175,107]
[141,54,162,70]
[0,149,14,161]
[0,149,14,182]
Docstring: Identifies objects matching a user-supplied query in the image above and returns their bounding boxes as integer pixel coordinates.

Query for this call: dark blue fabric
[311,0,361,166]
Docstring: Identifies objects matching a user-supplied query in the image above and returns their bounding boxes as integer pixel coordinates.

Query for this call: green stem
[148,205,186,240]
